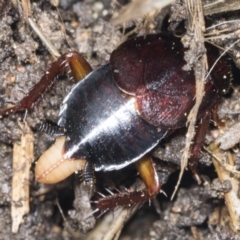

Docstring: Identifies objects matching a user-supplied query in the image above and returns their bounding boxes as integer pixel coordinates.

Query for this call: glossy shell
[58,64,168,171]
[35,34,231,183]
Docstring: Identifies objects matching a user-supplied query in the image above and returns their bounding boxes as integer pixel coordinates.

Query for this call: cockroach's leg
[35,136,86,184]
[97,156,160,212]
[135,155,160,197]
[66,52,92,82]
[0,51,92,116]
[188,111,210,184]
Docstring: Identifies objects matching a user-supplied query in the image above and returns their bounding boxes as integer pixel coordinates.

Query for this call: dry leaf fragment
[112,0,174,25]
[210,143,240,233]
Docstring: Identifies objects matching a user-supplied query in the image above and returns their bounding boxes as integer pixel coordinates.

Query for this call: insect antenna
[38,122,66,137]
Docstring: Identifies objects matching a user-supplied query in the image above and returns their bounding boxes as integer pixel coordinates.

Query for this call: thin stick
[28,17,60,59]
[101,204,139,240]
[171,0,207,200]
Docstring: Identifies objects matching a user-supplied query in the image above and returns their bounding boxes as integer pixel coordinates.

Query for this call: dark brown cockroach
[0,34,231,212]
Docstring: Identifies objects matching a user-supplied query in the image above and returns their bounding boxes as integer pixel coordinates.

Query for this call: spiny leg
[97,155,161,212]
[0,51,92,116]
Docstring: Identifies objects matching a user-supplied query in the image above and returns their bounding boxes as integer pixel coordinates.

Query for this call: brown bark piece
[11,123,34,233]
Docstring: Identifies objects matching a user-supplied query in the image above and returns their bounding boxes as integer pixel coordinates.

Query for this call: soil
[0,0,240,239]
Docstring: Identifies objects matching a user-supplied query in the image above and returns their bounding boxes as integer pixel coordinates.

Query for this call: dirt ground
[1,0,240,239]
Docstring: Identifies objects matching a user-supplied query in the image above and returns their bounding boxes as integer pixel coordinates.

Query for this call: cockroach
[0,34,231,212]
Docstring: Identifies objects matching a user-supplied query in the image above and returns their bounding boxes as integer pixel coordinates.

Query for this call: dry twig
[204,0,240,15]
[172,0,208,199]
